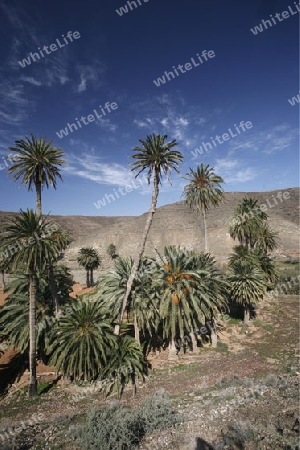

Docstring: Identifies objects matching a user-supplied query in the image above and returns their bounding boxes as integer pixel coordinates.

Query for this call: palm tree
[0,209,61,396]
[227,260,266,323]
[8,135,66,215]
[46,228,72,315]
[229,196,268,249]
[182,164,224,252]
[96,256,159,344]
[77,247,100,287]
[229,245,278,285]
[0,266,73,359]
[48,300,115,381]
[254,222,278,254]
[102,335,148,398]
[115,134,183,335]
[152,246,227,358]
[252,248,279,285]
[229,245,257,266]
[106,243,117,260]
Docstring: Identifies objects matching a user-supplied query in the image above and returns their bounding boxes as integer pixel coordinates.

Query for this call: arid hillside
[0,188,299,282]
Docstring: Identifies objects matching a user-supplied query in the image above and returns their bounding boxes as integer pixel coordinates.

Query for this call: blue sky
[0,0,299,216]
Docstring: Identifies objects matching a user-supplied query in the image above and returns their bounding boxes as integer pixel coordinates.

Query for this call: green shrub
[216,342,228,352]
[78,392,181,450]
[37,381,52,395]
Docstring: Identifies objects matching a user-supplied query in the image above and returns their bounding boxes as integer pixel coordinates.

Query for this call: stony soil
[0,294,299,450]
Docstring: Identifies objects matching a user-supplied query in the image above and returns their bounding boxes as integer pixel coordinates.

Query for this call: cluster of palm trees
[0,132,278,397]
[228,196,279,322]
[0,135,69,395]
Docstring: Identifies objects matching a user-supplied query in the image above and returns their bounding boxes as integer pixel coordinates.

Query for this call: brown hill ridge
[0,188,299,281]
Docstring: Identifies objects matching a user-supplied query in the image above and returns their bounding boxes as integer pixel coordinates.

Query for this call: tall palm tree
[229,196,268,249]
[227,260,266,323]
[0,209,61,396]
[8,135,66,215]
[182,164,224,252]
[115,134,183,335]
[77,247,100,287]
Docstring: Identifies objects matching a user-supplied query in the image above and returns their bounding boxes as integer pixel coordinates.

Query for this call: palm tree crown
[182,164,224,252]
[131,134,183,184]
[227,260,266,322]
[229,196,267,249]
[8,135,66,215]
[0,209,60,273]
[48,300,115,381]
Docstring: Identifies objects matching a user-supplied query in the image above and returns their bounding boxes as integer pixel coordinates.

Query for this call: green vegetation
[77,247,100,287]
[8,134,66,216]
[115,133,183,336]
[106,243,117,259]
[0,129,293,450]
[182,163,224,252]
[227,196,279,323]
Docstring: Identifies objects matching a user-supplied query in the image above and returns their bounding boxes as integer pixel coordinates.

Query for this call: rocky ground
[0,294,299,450]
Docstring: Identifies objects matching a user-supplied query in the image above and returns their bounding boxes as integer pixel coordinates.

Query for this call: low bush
[78,392,182,450]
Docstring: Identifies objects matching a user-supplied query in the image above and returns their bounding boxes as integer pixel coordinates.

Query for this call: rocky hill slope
[0,188,299,282]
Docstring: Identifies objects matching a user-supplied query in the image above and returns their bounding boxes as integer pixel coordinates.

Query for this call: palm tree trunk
[86,269,90,288]
[244,306,250,324]
[90,268,94,287]
[1,270,5,289]
[48,264,59,315]
[36,181,42,216]
[114,172,159,336]
[168,336,178,360]
[207,319,218,348]
[189,329,198,352]
[29,273,37,396]
[134,313,140,345]
[201,206,208,253]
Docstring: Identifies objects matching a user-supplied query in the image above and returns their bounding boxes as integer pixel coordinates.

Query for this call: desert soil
[0,291,299,450]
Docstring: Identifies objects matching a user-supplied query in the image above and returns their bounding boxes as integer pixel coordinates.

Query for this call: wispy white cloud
[63,153,151,193]
[75,62,106,93]
[0,80,33,125]
[77,76,87,93]
[133,119,149,128]
[214,158,259,184]
[229,123,298,155]
[96,118,118,132]
[64,153,131,186]
[20,76,42,86]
